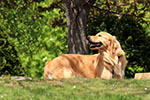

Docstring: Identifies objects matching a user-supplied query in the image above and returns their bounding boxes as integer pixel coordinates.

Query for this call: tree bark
[63,0,96,54]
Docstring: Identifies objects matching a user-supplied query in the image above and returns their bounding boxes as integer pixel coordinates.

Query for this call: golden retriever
[44,32,127,79]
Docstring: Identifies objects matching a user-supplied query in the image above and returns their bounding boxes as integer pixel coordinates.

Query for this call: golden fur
[44,32,127,79]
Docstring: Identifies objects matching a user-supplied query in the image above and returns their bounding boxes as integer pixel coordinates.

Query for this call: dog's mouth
[87,36,103,49]
[89,41,103,49]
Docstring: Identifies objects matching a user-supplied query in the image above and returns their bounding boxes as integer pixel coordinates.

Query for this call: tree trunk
[63,0,95,54]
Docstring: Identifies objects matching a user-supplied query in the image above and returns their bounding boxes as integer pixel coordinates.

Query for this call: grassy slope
[0,78,150,100]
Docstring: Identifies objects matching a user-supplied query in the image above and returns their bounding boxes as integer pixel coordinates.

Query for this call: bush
[0,33,24,76]
[0,0,67,78]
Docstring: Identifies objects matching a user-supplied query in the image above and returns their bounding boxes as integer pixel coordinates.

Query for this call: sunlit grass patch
[0,78,150,100]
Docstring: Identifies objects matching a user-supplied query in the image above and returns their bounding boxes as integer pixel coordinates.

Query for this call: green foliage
[0,0,67,78]
[0,33,24,76]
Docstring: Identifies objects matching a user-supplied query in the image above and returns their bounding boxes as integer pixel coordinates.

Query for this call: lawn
[0,77,150,100]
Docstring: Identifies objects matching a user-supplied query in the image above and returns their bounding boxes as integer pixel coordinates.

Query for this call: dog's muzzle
[90,42,103,48]
[87,36,103,48]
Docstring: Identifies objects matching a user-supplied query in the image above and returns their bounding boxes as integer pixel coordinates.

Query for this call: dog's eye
[98,35,101,37]
[118,55,122,59]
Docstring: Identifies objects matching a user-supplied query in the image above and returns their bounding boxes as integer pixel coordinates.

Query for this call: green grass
[0,77,150,100]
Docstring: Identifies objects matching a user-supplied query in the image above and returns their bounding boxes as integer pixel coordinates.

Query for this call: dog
[44,32,127,79]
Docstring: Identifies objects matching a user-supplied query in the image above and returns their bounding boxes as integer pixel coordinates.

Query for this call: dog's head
[87,32,114,51]
[87,32,127,59]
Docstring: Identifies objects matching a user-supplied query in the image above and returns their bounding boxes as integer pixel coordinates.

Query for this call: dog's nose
[86,36,90,40]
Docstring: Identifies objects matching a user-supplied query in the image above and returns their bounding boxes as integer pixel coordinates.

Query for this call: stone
[134,73,150,79]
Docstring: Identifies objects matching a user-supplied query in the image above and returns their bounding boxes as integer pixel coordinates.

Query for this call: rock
[11,76,32,81]
[134,73,150,79]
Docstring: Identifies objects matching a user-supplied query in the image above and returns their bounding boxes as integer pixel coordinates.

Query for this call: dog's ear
[108,36,125,59]
[110,37,128,79]
[109,36,121,55]
[108,36,116,55]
